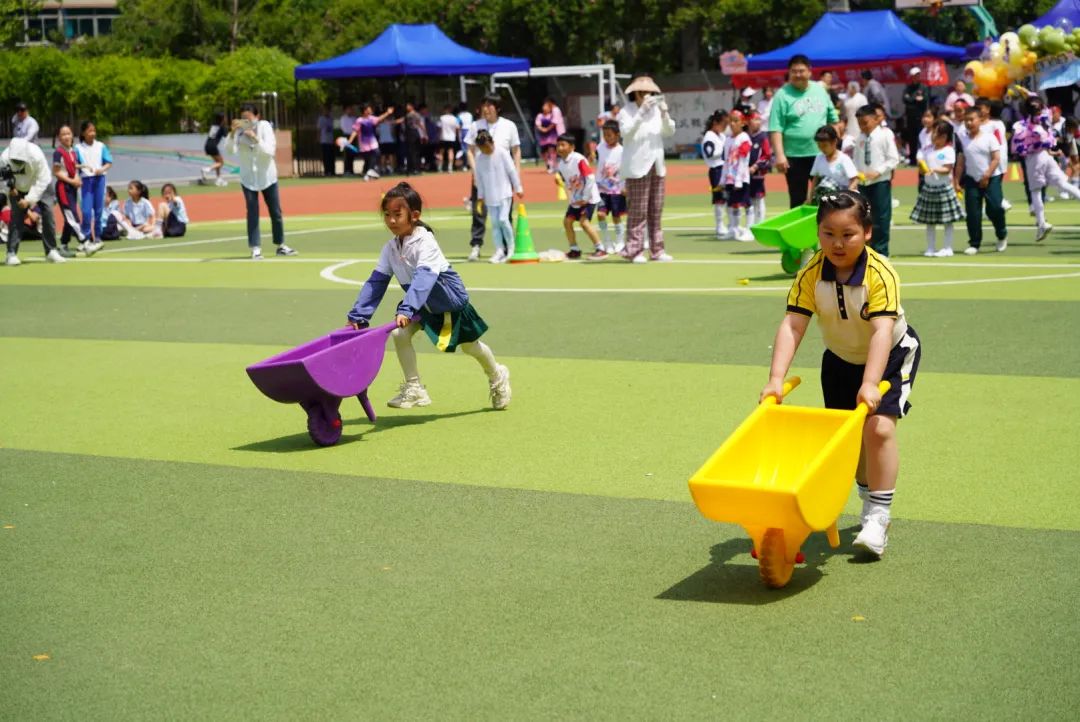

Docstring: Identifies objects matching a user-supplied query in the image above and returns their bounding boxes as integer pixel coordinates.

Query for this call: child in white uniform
[911,121,964,256]
[810,124,859,204]
[472,129,523,263]
[702,111,729,238]
[595,120,627,254]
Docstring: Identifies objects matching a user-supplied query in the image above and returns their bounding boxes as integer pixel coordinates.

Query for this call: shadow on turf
[233,409,492,452]
[657,524,873,604]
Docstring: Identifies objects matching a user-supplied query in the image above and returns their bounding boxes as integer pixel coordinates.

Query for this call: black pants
[321,142,336,176]
[360,150,380,176]
[8,190,57,256]
[405,130,422,175]
[470,182,514,247]
[242,183,284,248]
[785,155,816,208]
[904,120,921,165]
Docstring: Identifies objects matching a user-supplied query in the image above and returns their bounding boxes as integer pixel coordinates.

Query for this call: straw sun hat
[625,76,662,95]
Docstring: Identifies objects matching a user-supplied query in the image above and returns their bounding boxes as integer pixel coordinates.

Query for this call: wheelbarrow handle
[855,380,892,412]
[761,376,801,405]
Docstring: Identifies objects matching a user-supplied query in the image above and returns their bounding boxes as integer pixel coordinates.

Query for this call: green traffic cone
[509,203,540,264]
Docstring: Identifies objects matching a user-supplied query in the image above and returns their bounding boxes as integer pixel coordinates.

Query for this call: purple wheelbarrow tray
[246,322,396,446]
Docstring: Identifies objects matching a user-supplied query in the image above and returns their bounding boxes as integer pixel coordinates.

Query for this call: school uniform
[702,129,726,204]
[787,248,921,417]
[163,197,189,237]
[722,131,753,208]
[557,150,601,221]
[748,130,772,200]
[854,125,900,256]
[75,139,112,239]
[810,151,858,204]
[911,145,964,225]
[596,141,627,217]
[52,145,86,247]
[348,227,488,353]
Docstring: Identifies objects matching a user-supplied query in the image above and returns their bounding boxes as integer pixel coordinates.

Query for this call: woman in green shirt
[768,54,839,208]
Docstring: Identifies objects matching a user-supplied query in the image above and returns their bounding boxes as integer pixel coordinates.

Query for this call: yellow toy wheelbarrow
[688,377,890,588]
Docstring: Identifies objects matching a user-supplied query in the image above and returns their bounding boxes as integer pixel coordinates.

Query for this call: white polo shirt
[787,248,908,365]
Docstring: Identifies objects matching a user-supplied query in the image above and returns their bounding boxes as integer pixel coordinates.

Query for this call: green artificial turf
[2,179,1079,718]
[2,451,1077,719]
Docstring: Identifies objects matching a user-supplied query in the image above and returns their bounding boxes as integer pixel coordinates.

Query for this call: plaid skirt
[911,184,965,225]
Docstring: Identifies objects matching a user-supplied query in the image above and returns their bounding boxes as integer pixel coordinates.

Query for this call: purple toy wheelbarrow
[246,322,397,446]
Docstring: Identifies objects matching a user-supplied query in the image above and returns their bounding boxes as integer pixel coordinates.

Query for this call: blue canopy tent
[294,24,530,79]
[1031,0,1080,28]
[734,11,966,87]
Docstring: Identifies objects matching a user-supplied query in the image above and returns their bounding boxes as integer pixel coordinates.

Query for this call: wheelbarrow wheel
[780,248,802,275]
[306,406,343,447]
[758,527,795,589]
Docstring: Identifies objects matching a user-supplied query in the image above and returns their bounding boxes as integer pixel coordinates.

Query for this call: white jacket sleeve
[25,147,52,205]
[505,151,522,194]
[256,121,276,158]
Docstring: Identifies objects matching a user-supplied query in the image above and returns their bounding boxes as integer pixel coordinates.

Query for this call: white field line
[316,260,1080,291]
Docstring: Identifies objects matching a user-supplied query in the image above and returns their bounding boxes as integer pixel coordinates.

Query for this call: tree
[0,0,41,48]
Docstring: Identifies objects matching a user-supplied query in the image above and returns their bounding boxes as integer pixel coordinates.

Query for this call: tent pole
[459,76,466,103]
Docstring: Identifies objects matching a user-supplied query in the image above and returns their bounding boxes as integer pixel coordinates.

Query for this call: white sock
[726,205,735,232]
[391,325,421,382]
[714,204,727,233]
[460,340,499,378]
[754,197,766,224]
[942,223,954,250]
[868,489,894,519]
[925,225,936,252]
[598,220,610,245]
[614,221,625,248]
[731,207,741,231]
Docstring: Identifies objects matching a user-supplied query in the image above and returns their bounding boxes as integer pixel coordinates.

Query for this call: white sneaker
[215,178,228,187]
[489,364,511,410]
[963,246,978,255]
[1001,199,1013,211]
[276,244,298,256]
[923,249,936,257]
[5,253,21,266]
[996,238,1008,252]
[489,249,507,264]
[631,254,648,264]
[76,242,86,252]
[853,510,890,557]
[84,241,103,257]
[251,247,263,260]
[933,247,954,257]
[365,169,381,180]
[735,227,755,242]
[467,246,481,262]
[46,249,67,263]
[387,380,431,409]
[650,251,674,262]
[1036,224,1053,242]
[613,241,625,254]
[463,197,472,212]
[716,228,733,240]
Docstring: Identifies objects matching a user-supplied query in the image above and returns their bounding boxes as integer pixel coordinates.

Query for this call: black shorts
[565,203,596,221]
[598,192,627,218]
[204,140,220,157]
[749,176,766,199]
[708,166,726,204]
[821,326,921,418]
[725,183,751,208]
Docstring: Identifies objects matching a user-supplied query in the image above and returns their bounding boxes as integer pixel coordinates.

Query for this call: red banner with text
[730,58,951,89]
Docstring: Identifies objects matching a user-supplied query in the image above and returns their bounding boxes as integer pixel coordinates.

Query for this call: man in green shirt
[768,54,840,207]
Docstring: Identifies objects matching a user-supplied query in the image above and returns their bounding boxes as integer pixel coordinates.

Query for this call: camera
[0,162,15,188]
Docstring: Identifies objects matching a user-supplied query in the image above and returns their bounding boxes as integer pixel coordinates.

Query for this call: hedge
[0,46,322,136]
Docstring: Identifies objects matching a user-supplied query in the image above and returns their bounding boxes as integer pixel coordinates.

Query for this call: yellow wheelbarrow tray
[688,377,890,588]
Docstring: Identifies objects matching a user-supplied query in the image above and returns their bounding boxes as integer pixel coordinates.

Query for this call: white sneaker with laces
[1001,199,1013,211]
[996,238,1008,252]
[853,510,890,557]
[215,178,228,187]
[76,242,86,252]
[651,251,674,262]
[489,248,507,264]
[46,249,67,263]
[489,365,511,410]
[963,246,978,255]
[631,254,648,264]
[923,249,936,257]
[387,380,431,409]
[5,253,21,266]
[933,247,954,257]
[716,228,733,240]
[735,227,755,242]
[251,247,263,260]
[613,241,625,254]
[1036,224,1053,242]
[467,246,481,262]
[276,244,298,256]
[84,241,104,256]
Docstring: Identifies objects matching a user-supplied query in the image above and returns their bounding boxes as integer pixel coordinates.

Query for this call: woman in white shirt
[843,82,867,140]
[228,103,296,260]
[617,76,676,263]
